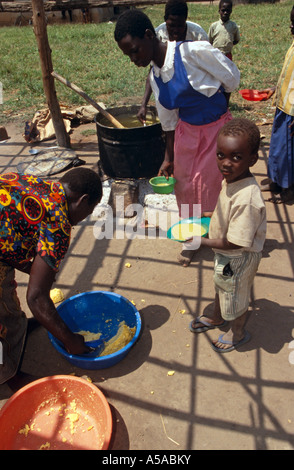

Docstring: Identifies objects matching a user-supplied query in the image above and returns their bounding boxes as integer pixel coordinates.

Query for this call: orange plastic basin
[239,89,269,102]
[0,375,112,450]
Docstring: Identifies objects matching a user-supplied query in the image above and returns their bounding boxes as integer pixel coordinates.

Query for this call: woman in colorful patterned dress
[0,168,102,390]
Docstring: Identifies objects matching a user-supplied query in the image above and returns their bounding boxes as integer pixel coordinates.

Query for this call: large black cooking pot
[95,105,165,179]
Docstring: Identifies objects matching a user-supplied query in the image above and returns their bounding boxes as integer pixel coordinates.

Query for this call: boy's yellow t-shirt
[209,177,266,257]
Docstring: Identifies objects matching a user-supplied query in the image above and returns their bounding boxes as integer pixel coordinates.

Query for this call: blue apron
[153,41,227,126]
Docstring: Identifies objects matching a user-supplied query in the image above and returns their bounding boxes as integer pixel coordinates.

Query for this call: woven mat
[17,148,84,177]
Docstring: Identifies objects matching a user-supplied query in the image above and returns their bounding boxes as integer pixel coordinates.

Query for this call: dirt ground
[0,112,294,451]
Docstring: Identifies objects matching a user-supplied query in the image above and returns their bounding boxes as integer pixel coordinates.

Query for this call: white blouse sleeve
[181,41,240,96]
[150,71,179,131]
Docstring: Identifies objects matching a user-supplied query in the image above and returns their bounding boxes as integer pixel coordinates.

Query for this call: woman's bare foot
[268,186,294,204]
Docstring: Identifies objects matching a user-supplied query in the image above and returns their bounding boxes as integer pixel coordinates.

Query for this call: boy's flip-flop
[189,316,228,333]
[211,330,251,353]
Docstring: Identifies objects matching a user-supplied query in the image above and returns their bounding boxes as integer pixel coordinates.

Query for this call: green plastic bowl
[149,176,176,194]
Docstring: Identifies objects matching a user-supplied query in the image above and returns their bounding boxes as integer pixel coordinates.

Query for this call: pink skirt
[174,110,232,218]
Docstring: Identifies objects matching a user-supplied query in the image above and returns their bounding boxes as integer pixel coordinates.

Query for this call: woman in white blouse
[137,0,209,123]
[115,9,240,266]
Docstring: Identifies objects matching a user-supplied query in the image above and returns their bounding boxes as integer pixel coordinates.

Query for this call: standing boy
[208,0,240,60]
[189,119,266,352]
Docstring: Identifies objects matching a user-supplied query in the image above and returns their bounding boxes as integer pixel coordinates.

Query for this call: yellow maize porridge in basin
[17,397,104,450]
[76,321,136,356]
[171,223,206,241]
[101,322,136,356]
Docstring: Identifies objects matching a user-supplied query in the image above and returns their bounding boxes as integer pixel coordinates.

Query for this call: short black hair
[60,168,102,205]
[164,0,188,21]
[114,9,155,42]
[219,0,233,8]
[218,118,260,154]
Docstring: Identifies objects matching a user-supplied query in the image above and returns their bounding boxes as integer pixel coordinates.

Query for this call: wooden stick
[51,71,125,129]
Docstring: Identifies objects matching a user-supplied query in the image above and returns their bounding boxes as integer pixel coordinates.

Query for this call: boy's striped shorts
[213,251,262,321]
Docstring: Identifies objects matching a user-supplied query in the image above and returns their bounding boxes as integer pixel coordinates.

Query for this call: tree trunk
[32,0,71,148]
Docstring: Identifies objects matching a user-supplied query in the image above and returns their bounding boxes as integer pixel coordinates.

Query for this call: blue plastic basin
[48,291,141,369]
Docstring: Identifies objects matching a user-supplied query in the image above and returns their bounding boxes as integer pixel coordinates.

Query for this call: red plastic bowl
[0,375,112,450]
[239,89,269,102]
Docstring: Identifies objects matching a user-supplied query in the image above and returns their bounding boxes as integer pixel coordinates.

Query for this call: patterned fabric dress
[0,172,71,384]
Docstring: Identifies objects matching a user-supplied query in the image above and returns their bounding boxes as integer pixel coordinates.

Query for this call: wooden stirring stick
[51,71,125,129]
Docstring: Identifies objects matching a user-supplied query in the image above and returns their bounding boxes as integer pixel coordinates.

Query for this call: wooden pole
[31,0,71,148]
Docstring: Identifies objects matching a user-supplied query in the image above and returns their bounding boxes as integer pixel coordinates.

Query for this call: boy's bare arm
[201,236,241,251]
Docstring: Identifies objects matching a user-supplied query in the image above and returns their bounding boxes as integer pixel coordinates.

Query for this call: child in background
[155,0,208,43]
[208,0,240,60]
[189,119,266,353]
